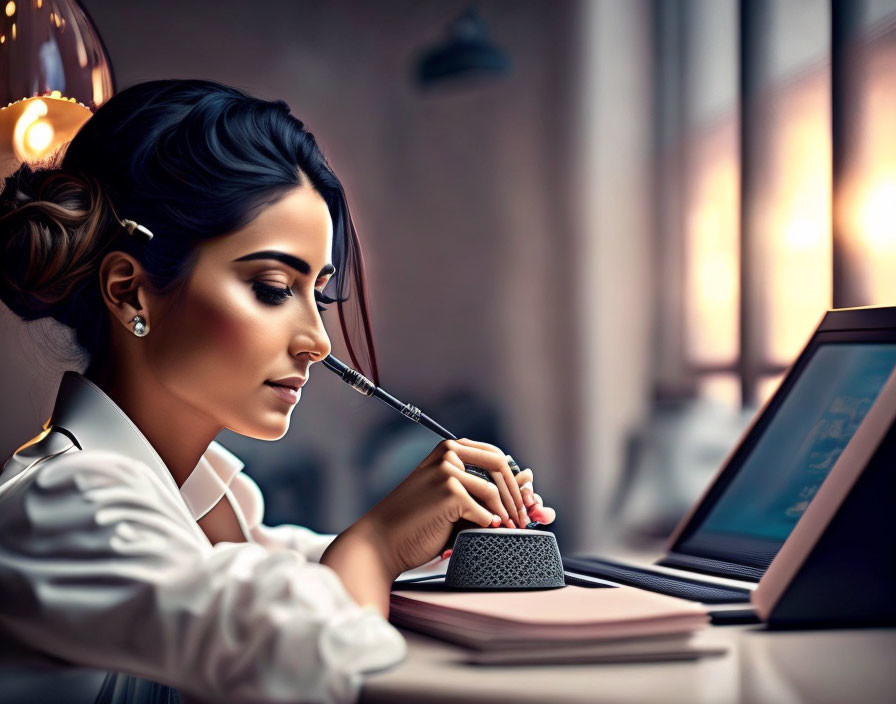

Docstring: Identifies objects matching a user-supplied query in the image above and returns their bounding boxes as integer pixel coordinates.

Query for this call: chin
[227,415,291,441]
[252,422,291,441]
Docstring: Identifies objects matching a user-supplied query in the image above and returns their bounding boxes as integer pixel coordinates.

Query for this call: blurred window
[656,0,896,410]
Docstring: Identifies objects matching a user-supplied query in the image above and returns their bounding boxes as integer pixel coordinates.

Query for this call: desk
[361,626,896,703]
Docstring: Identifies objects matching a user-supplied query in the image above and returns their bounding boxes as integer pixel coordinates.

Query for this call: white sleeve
[0,450,406,704]
[229,471,338,563]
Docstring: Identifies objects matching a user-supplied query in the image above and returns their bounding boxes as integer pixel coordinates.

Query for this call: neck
[85,358,222,486]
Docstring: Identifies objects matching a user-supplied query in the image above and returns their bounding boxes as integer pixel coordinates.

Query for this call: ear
[98,251,153,333]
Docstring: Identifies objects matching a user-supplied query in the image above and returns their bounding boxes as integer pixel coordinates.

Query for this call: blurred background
[1,0,894,554]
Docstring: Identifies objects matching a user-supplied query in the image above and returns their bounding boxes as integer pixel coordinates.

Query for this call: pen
[321,354,457,440]
[321,354,538,528]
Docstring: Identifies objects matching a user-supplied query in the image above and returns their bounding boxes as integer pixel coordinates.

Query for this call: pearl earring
[131,315,148,337]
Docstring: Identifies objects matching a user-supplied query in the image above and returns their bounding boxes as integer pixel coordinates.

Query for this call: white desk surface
[361,625,896,704]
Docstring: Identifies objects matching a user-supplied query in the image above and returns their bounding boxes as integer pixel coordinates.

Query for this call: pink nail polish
[441,549,453,559]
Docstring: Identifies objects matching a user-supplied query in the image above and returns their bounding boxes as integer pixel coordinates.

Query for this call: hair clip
[121,218,154,242]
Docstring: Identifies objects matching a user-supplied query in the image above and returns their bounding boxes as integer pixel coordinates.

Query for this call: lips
[266,376,306,391]
[265,377,306,405]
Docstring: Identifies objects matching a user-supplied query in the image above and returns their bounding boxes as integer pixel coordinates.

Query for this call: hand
[354,438,529,578]
[439,458,558,559]
[454,441,558,528]
[321,439,557,616]
[513,465,557,525]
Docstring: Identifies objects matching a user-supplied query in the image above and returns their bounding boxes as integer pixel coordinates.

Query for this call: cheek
[148,283,275,389]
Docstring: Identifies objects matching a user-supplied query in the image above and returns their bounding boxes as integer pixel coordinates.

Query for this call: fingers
[528,504,556,524]
[515,469,536,507]
[514,468,534,487]
[514,468,557,525]
[429,439,557,529]
[523,487,556,525]
[521,485,536,507]
[447,464,508,527]
[454,439,528,528]
[446,477,498,527]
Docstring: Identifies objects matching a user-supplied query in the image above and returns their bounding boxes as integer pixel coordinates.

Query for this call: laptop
[563,305,896,622]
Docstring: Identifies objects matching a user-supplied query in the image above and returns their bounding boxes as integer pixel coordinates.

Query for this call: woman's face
[144,184,334,440]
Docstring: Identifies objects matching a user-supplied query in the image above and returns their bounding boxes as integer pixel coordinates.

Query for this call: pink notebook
[390,585,709,650]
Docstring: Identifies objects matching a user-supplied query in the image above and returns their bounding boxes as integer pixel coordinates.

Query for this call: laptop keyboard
[562,556,752,604]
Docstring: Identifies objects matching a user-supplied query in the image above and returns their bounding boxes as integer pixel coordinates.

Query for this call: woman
[0,79,556,704]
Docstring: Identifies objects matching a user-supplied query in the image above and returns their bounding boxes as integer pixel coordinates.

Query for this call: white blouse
[0,371,406,703]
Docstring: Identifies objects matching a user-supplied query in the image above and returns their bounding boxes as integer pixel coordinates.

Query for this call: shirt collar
[48,371,244,521]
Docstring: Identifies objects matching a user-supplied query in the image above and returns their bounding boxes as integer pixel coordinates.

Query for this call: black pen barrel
[371,387,456,440]
[418,414,457,441]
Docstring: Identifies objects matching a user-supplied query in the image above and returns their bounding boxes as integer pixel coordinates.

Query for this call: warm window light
[764,72,832,366]
[856,177,896,254]
[686,57,831,407]
[685,126,740,366]
[837,41,896,305]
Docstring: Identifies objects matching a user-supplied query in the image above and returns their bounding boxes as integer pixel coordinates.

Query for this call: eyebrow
[233,250,336,279]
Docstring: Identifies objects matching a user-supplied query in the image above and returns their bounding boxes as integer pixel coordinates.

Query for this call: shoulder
[0,434,184,531]
[4,437,161,493]
[33,448,167,497]
[0,443,207,564]
[2,427,75,481]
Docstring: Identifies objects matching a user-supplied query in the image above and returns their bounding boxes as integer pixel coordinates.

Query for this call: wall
[572,0,656,550]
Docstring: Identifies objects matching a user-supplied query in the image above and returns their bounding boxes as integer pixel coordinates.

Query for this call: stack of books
[390,584,723,665]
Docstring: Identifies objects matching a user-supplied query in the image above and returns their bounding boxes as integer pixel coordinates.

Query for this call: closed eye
[252,281,293,305]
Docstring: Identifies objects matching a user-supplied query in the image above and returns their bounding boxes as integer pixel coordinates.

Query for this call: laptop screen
[671,335,896,570]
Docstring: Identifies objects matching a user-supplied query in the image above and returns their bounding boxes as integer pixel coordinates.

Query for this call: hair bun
[0,162,113,325]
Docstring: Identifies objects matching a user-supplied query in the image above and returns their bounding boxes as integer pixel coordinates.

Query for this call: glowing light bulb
[4,2,14,18]
[24,120,54,153]
[11,99,56,162]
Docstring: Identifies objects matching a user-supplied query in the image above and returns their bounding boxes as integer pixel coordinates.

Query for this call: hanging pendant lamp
[416,7,511,89]
[0,0,115,176]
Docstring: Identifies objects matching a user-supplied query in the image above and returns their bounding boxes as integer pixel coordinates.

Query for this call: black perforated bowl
[445,528,565,590]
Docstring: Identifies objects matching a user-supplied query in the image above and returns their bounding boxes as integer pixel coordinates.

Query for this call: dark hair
[0,78,379,383]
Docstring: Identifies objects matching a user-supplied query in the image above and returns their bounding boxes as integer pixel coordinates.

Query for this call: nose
[289,309,331,363]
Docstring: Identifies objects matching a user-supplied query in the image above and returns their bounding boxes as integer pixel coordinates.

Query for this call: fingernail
[519,508,529,527]
[522,490,535,507]
[491,514,502,527]
[441,549,453,559]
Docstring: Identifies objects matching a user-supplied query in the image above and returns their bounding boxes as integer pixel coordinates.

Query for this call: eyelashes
[252,281,334,313]
[252,281,293,305]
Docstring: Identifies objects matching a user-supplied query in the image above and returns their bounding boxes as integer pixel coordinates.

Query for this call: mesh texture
[445,530,565,590]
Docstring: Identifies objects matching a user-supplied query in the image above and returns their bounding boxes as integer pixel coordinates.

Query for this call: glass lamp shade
[0,0,115,175]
